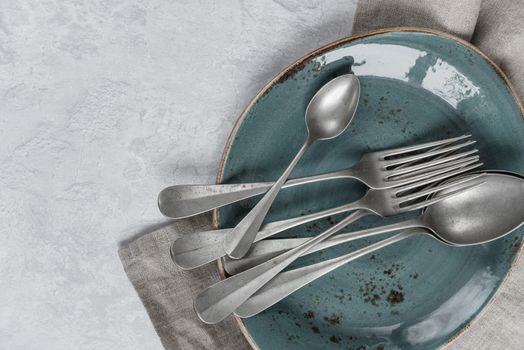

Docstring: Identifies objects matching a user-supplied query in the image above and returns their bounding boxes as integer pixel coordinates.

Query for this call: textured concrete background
[0,1,358,349]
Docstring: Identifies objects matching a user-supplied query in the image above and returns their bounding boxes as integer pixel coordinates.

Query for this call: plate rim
[212,26,524,350]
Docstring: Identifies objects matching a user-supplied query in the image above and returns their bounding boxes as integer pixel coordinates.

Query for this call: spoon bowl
[424,171,524,245]
[305,75,360,140]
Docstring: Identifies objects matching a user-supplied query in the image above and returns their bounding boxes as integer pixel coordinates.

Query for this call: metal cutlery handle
[172,204,368,270]
[234,230,421,318]
[158,168,353,219]
[224,217,424,274]
[223,139,313,259]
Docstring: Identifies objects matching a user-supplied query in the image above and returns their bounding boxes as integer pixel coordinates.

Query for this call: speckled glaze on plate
[214,28,524,350]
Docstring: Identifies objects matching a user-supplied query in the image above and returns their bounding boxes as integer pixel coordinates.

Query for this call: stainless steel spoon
[223,74,360,259]
[234,171,524,317]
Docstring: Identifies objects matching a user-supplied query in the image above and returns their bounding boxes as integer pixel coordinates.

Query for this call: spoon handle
[193,209,366,324]
[158,168,354,219]
[224,217,423,274]
[224,138,313,259]
[234,230,421,318]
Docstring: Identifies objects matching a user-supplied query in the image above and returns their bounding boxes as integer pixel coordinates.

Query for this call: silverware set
[170,135,479,270]
[158,74,524,324]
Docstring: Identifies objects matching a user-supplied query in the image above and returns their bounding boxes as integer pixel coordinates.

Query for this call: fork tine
[397,172,485,202]
[387,156,480,187]
[399,175,486,212]
[387,149,479,177]
[381,135,471,158]
[389,154,479,180]
[385,140,476,166]
[393,162,483,193]
[393,143,452,171]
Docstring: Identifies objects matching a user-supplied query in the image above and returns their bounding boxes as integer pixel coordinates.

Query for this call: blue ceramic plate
[214,28,524,349]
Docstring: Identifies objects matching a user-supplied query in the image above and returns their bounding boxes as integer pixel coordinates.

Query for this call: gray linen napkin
[119,1,524,348]
[119,214,250,349]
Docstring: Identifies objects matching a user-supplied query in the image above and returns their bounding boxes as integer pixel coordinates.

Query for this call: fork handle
[234,230,421,318]
[158,168,354,219]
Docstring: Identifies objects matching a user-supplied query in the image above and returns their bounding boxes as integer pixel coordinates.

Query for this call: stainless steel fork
[193,171,484,324]
[159,135,476,218]
[171,150,480,270]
